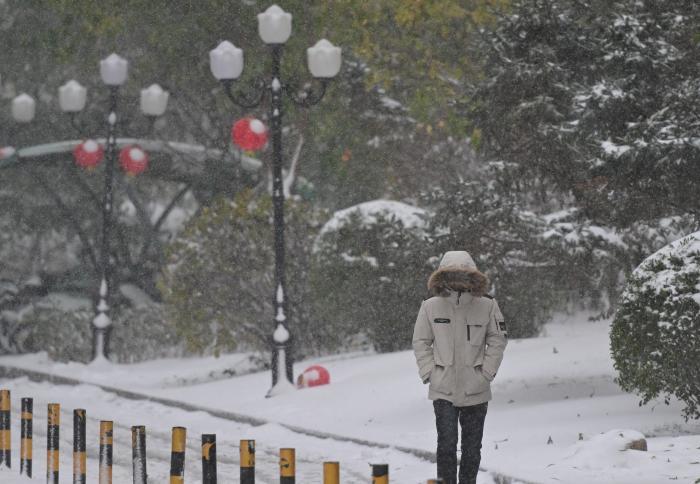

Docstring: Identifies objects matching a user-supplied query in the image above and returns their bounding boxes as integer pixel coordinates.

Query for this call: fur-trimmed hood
[428,251,489,297]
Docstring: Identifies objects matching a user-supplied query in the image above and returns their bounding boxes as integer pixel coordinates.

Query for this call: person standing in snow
[413,251,508,484]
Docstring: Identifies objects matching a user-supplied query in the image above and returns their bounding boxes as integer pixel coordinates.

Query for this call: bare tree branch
[283,133,304,197]
[30,167,99,271]
[135,183,192,268]
[154,184,191,234]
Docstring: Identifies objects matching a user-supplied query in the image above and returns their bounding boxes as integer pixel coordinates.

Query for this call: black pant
[433,399,488,484]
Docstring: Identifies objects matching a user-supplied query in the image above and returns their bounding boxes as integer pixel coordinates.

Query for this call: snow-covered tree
[160,192,324,356]
[470,0,700,224]
[312,200,431,352]
[422,178,558,336]
[611,231,700,419]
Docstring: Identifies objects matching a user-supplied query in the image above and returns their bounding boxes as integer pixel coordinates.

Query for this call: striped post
[47,403,60,484]
[73,409,87,484]
[0,390,10,469]
[371,464,389,483]
[280,448,295,483]
[132,426,148,484]
[323,462,339,484]
[99,421,113,484]
[201,434,216,484]
[20,397,33,477]
[240,439,255,484]
[170,427,186,484]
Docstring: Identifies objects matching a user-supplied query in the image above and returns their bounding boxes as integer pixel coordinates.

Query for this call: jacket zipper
[467,324,471,341]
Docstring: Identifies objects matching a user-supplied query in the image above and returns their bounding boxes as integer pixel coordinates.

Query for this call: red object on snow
[119,145,149,176]
[232,117,268,152]
[73,139,104,169]
[297,365,331,388]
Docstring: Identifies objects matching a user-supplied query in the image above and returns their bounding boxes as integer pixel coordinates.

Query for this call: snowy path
[1,312,699,483]
[0,378,443,483]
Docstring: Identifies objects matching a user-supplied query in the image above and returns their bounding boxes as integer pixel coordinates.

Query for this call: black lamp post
[57,55,169,362]
[209,4,341,395]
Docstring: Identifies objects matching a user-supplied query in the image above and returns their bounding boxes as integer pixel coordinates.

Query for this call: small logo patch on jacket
[433,318,451,324]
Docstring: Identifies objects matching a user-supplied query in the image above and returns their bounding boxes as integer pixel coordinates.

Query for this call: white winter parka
[412,251,508,407]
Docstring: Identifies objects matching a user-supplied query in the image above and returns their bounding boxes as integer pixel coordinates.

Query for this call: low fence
[0,389,444,483]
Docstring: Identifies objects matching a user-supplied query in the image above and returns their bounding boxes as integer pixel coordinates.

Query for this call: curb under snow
[0,364,535,484]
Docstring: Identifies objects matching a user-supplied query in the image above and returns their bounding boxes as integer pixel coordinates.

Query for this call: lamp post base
[91,325,112,363]
[266,377,296,399]
[266,344,295,398]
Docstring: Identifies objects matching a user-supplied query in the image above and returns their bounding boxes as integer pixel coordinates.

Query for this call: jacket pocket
[429,364,454,395]
[431,324,454,365]
[465,365,490,395]
[468,322,487,346]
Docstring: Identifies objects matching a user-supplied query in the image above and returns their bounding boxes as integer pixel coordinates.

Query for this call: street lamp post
[56,54,169,362]
[209,4,341,396]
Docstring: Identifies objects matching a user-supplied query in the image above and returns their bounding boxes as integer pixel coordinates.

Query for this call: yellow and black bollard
[131,426,148,484]
[371,464,389,483]
[73,409,87,484]
[240,439,255,484]
[170,427,186,484]
[47,403,61,484]
[201,434,217,484]
[20,397,32,477]
[99,420,113,484]
[323,461,340,484]
[280,448,295,483]
[0,389,10,469]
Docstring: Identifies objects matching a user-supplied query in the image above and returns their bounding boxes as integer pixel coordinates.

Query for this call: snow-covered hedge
[611,232,700,419]
[312,200,430,352]
[161,193,331,357]
[1,296,182,363]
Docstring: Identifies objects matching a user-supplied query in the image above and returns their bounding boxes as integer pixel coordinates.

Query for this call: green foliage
[422,178,557,337]
[311,207,430,352]
[160,191,326,356]
[11,299,179,363]
[469,0,700,224]
[319,0,510,128]
[611,232,700,420]
[17,306,93,362]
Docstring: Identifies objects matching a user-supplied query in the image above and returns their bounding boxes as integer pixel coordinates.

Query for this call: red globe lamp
[73,139,104,170]
[119,145,148,176]
[232,117,268,152]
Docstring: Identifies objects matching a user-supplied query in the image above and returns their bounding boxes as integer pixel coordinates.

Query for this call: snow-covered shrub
[537,212,696,315]
[611,232,700,419]
[160,192,326,357]
[108,303,185,363]
[423,180,558,337]
[12,294,182,363]
[311,200,431,352]
[19,303,93,362]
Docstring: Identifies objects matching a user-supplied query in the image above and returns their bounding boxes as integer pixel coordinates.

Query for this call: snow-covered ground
[0,379,436,483]
[1,312,699,483]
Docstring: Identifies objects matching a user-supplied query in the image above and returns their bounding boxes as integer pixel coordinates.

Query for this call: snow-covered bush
[611,232,700,419]
[423,180,559,337]
[311,200,431,352]
[6,294,181,363]
[538,212,696,315]
[160,192,326,357]
[108,303,185,363]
